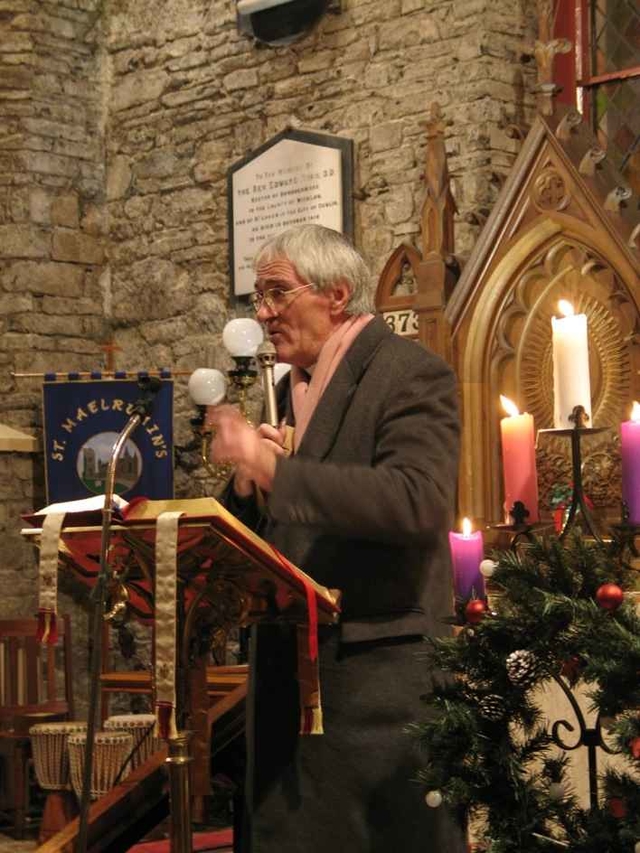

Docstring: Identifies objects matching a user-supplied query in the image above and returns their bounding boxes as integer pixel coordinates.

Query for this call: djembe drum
[30,721,88,843]
[67,730,133,802]
[104,713,159,769]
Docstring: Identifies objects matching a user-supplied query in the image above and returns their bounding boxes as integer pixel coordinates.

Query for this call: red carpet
[128,827,233,852]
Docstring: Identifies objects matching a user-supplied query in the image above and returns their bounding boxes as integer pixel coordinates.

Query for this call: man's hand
[206,405,286,494]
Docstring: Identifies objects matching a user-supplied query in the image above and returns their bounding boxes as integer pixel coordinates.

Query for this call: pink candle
[449,518,485,600]
[499,396,539,524]
[621,401,640,524]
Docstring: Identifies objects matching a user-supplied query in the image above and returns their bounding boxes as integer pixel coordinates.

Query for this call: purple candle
[621,402,640,524]
[448,518,485,600]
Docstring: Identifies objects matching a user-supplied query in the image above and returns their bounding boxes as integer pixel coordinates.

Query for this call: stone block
[193,137,233,184]
[385,185,415,224]
[0,30,33,52]
[233,119,264,155]
[81,204,107,236]
[52,228,105,264]
[133,150,180,180]
[7,186,30,222]
[298,51,336,74]
[51,192,80,228]
[160,81,221,108]
[10,312,88,336]
[151,187,215,227]
[0,224,50,258]
[23,150,79,178]
[402,0,424,11]
[41,295,99,315]
[378,13,439,50]
[107,156,132,200]
[361,224,395,258]
[51,137,99,161]
[29,187,52,224]
[111,68,169,112]
[223,68,259,92]
[370,120,403,153]
[0,65,32,90]
[2,331,54,352]
[1,260,85,296]
[0,292,33,314]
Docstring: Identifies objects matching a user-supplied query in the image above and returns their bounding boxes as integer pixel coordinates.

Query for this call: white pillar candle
[552,300,592,429]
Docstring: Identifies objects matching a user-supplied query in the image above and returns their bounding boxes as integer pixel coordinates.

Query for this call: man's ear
[328,280,351,316]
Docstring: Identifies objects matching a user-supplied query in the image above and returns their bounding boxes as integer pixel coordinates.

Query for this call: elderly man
[209,224,463,853]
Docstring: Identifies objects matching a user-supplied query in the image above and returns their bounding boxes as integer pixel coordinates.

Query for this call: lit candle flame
[500,395,520,417]
[462,517,472,537]
[632,401,640,422]
[558,300,575,317]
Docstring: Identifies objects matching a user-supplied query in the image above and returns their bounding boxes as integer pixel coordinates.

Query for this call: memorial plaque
[228,128,353,297]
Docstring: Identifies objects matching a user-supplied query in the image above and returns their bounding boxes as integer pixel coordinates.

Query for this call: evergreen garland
[414,533,640,852]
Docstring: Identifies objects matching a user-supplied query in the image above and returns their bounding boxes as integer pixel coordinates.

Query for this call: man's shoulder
[372,321,454,376]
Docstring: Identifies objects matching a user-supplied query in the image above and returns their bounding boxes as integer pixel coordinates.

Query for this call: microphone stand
[77,377,161,853]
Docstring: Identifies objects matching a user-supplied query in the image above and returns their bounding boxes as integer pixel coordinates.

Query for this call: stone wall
[0,0,107,715]
[104,0,538,477]
[0,0,539,718]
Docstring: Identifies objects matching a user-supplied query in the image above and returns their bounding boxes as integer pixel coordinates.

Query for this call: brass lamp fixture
[221,318,264,421]
[188,318,264,476]
[188,367,228,476]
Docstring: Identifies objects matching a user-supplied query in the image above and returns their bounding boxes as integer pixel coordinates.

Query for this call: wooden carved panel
[489,238,639,521]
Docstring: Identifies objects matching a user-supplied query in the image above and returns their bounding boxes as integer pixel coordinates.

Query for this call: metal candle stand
[490,501,551,550]
[498,405,623,813]
[538,405,608,544]
[549,674,619,812]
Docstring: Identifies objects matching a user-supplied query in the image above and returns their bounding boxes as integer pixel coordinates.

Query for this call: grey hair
[254,224,376,316]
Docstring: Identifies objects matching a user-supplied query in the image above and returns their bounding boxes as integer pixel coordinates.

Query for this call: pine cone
[478,694,505,721]
[506,649,541,688]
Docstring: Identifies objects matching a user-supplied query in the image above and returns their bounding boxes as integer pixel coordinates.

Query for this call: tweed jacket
[233,315,460,644]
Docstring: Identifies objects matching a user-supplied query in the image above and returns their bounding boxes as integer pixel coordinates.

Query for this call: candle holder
[538,405,609,543]
[490,502,554,550]
[609,502,640,556]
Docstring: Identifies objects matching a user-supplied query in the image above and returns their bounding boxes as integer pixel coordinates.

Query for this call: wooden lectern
[23,497,341,852]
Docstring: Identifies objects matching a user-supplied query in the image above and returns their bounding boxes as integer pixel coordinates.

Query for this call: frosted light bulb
[222,318,263,357]
[188,368,227,406]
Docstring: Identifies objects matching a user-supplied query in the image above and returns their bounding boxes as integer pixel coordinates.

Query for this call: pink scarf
[290,314,374,451]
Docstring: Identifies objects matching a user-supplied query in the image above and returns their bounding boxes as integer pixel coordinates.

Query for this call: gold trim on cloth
[154,510,183,740]
[296,625,323,735]
[37,512,66,644]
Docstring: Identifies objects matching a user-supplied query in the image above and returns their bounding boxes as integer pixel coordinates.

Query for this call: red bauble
[630,736,640,760]
[465,599,487,625]
[595,583,624,611]
[608,797,627,819]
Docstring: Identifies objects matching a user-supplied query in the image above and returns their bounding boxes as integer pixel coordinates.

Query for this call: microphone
[132,375,163,418]
[256,340,278,428]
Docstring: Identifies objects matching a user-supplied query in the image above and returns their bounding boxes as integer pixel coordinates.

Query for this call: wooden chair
[0,615,74,838]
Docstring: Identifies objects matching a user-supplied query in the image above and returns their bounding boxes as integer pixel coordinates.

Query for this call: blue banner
[42,378,174,504]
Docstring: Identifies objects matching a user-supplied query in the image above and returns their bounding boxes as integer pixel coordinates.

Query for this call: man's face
[254,256,337,368]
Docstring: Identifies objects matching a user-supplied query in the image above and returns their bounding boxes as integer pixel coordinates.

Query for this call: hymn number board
[228,128,354,298]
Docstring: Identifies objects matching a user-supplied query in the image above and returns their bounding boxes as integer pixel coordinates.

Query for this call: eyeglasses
[249,283,315,314]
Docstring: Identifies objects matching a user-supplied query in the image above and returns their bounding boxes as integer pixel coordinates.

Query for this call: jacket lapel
[295,316,391,460]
